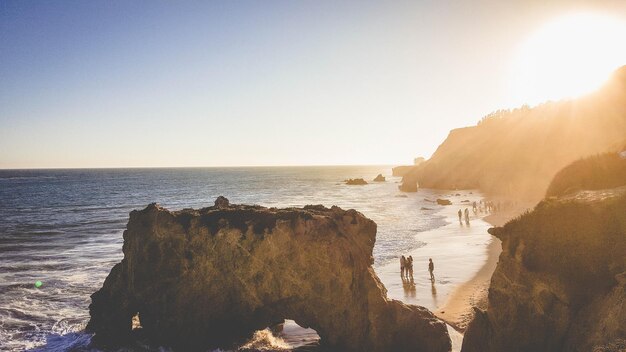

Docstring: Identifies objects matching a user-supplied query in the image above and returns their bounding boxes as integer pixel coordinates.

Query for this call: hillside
[401,66,626,201]
[462,186,626,351]
[545,152,626,197]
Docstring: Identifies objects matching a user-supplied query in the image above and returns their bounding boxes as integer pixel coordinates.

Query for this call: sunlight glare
[510,12,626,106]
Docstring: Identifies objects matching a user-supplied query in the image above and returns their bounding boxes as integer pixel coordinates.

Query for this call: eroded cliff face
[87,199,451,352]
[400,66,626,200]
[462,190,626,352]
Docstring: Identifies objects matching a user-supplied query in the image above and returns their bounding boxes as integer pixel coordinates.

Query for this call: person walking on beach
[428,258,435,281]
[464,208,470,223]
[458,209,462,223]
[400,255,406,279]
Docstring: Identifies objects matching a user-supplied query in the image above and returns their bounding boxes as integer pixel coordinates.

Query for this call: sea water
[0,166,452,351]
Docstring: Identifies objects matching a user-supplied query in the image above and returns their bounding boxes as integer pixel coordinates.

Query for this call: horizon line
[0,163,407,171]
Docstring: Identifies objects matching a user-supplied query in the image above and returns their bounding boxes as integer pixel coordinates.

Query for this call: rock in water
[436,198,452,206]
[373,174,386,182]
[87,200,450,352]
[345,178,368,185]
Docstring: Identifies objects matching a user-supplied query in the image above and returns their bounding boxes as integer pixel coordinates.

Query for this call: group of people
[400,255,413,281]
[400,256,435,282]
[477,199,510,213]
[459,199,508,224]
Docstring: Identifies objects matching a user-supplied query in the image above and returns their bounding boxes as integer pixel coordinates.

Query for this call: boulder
[345,178,368,185]
[214,195,230,208]
[373,174,386,182]
[436,198,452,206]
[87,200,451,352]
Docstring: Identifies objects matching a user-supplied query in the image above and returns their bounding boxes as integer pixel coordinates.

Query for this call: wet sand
[375,191,491,351]
[434,234,501,332]
[433,201,535,332]
[375,192,533,351]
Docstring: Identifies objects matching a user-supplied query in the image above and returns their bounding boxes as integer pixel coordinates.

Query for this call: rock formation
[345,178,368,185]
[462,189,626,352]
[373,174,386,182]
[392,165,414,177]
[401,66,626,201]
[87,199,451,352]
[436,198,452,206]
[399,181,418,192]
[214,195,230,207]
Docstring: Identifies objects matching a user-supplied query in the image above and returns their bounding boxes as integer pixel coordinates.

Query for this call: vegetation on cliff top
[464,186,626,352]
[545,152,626,197]
[402,66,626,200]
[501,193,626,303]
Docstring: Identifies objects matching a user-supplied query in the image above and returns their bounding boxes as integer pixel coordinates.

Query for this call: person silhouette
[428,258,435,281]
[458,209,463,223]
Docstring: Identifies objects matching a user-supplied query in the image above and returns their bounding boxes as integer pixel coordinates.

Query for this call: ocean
[0,166,454,351]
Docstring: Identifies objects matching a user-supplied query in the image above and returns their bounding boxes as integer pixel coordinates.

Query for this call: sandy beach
[434,201,534,332]
[375,191,534,350]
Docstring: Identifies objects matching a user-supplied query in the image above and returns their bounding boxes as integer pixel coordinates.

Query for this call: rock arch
[87,200,450,351]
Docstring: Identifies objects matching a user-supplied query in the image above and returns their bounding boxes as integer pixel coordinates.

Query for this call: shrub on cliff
[501,194,626,305]
[545,152,626,198]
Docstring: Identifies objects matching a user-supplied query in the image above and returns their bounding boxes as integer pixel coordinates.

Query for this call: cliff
[461,187,626,352]
[545,152,626,198]
[401,66,626,200]
[393,157,425,177]
[87,198,451,352]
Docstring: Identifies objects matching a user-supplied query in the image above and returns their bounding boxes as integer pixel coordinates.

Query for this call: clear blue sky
[2,0,626,168]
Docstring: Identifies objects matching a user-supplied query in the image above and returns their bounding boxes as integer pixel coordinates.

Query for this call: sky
[1,0,626,168]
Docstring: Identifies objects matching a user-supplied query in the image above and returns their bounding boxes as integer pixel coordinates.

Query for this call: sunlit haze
[1,1,626,168]
[510,12,626,106]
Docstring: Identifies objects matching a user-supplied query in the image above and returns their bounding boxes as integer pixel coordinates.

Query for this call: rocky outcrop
[462,189,626,352]
[392,165,415,177]
[399,181,418,192]
[436,198,452,206]
[345,178,368,185]
[373,174,386,182]
[87,199,451,352]
[401,66,626,201]
[393,158,424,178]
[214,195,230,207]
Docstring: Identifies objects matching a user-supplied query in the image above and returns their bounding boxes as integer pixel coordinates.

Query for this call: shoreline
[375,190,500,351]
[435,201,535,333]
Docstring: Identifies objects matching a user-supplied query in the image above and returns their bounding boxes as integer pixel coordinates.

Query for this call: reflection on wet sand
[431,279,439,307]
[402,276,416,298]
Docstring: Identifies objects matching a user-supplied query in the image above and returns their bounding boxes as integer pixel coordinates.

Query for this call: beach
[375,192,533,351]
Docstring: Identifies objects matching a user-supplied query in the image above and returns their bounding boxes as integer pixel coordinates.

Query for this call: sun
[510,12,626,107]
